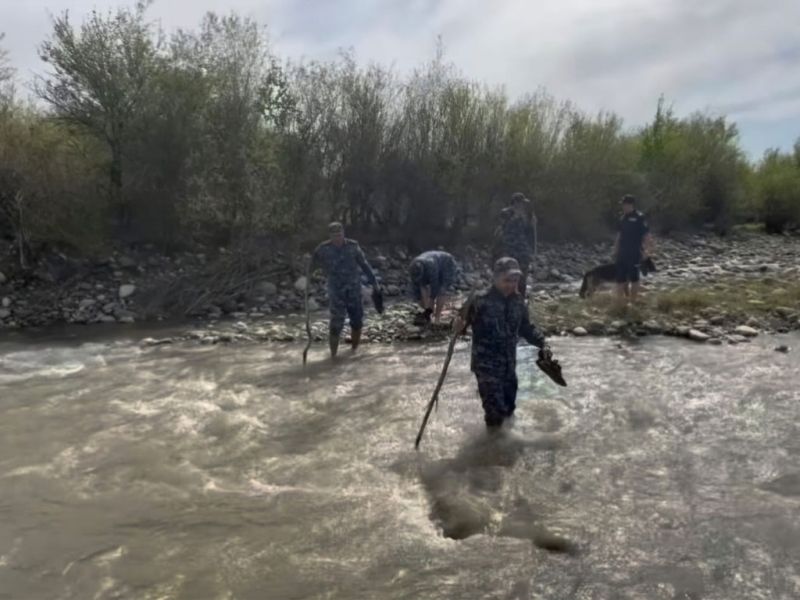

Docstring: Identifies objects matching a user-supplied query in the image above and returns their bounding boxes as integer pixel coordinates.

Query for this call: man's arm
[641,217,653,257]
[355,244,378,286]
[452,294,477,335]
[520,306,546,349]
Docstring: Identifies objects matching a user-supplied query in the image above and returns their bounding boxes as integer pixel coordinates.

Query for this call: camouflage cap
[493,256,523,277]
[328,221,344,234]
[510,192,530,206]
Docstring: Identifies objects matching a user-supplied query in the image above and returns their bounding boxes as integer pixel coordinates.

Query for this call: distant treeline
[1,2,799,257]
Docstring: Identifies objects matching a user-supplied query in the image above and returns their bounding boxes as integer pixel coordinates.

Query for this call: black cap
[493,257,523,277]
[621,194,636,206]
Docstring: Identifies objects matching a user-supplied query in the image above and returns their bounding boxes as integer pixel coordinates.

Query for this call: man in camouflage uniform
[454,257,550,430]
[497,192,537,297]
[310,222,378,357]
[409,250,458,324]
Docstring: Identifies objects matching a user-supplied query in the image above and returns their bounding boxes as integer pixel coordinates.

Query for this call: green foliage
[754,148,800,233]
[0,3,793,256]
[638,98,746,234]
[0,103,107,254]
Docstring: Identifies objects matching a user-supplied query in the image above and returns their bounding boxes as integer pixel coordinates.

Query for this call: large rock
[572,326,588,337]
[735,325,759,337]
[294,276,308,292]
[688,329,710,342]
[119,284,136,299]
[258,281,278,297]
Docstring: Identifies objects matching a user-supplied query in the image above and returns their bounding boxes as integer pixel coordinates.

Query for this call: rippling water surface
[1,329,799,599]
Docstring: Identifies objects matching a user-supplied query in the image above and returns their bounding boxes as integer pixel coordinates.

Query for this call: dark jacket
[311,239,377,294]
[461,286,546,376]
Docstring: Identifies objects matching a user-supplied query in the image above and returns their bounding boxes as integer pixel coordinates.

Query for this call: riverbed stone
[294,276,308,292]
[775,345,790,353]
[572,326,588,337]
[119,284,136,299]
[0,271,6,284]
[0,308,10,319]
[1,297,10,308]
[735,325,759,337]
[688,329,710,342]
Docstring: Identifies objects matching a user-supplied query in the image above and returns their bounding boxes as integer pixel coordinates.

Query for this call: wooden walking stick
[302,261,312,366]
[414,296,474,449]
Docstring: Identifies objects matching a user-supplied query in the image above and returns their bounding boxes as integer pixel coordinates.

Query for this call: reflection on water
[0,332,799,599]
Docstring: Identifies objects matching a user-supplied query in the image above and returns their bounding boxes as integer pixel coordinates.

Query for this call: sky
[2,0,799,159]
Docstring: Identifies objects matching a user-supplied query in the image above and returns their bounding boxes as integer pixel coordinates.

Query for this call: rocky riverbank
[2,229,800,346]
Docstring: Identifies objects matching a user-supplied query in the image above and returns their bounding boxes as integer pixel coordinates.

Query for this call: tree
[36,1,161,228]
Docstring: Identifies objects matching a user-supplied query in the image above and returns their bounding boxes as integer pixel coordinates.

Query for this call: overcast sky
[2,0,799,158]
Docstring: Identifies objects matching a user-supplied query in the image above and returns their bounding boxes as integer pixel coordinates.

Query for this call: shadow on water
[418,429,578,554]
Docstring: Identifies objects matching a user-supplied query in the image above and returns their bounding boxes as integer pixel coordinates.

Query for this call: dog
[579,257,657,298]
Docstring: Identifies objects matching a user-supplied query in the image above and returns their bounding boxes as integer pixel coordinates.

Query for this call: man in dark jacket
[409,250,458,324]
[497,192,537,297]
[454,257,550,430]
[614,195,653,302]
[310,222,378,357]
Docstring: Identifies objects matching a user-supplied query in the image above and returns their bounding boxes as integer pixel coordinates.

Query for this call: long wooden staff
[414,296,473,449]
[302,261,312,366]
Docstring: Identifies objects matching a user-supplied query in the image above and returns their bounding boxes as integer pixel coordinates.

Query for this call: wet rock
[0,271,5,284]
[587,320,605,335]
[572,326,588,337]
[233,321,248,333]
[95,314,116,324]
[294,276,307,292]
[735,325,759,337]
[688,329,710,342]
[307,298,320,311]
[113,308,137,321]
[709,315,726,326]
[727,334,749,345]
[141,337,174,347]
[0,308,10,320]
[1,297,10,308]
[119,284,136,299]
[775,345,790,353]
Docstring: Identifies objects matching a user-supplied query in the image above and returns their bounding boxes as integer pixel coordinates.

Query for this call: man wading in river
[310,222,378,357]
[454,257,551,431]
[409,250,458,324]
[614,194,653,303]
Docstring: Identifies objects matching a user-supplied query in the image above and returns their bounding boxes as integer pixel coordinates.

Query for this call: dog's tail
[579,273,589,298]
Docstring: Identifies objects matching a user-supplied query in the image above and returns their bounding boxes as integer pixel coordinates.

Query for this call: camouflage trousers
[475,371,518,428]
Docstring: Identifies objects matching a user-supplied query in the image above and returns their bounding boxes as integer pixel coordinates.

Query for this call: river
[0,329,799,599]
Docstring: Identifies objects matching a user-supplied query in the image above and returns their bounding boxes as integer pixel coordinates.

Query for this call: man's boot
[329,334,340,358]
[350,328,362,352]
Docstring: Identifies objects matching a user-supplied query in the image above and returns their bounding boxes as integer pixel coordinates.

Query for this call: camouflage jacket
[311,239,377,293]
[410,250,457,298]
[499,214,537,263]
[460,286,546,376]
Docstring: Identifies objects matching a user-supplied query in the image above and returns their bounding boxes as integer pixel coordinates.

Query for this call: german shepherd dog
[579,257,657,298]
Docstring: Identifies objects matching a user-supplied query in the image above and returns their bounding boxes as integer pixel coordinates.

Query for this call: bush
[753,149,800,233]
